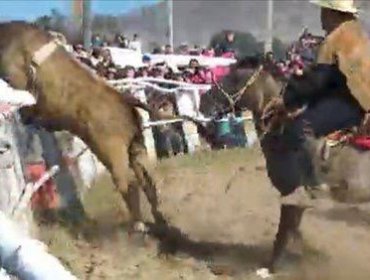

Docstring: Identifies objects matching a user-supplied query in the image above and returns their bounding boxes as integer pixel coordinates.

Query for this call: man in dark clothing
[263,64,364,207]
[262,0,370,207]
[215,31,236,56]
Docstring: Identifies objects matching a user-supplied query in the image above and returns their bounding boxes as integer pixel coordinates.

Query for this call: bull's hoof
[256,267,273,279]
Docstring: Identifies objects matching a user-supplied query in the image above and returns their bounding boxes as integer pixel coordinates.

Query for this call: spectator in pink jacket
[201,48,215,57]
[186,59,211,84]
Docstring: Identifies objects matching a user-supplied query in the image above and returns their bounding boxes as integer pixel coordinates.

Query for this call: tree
[34,9,81,44]
[50,9,67,33]
[209,30,262,58]
[34,15,52,30]
[209,30,288,60]
[272,37,288,60]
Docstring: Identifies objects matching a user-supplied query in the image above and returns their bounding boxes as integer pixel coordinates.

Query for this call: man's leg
[281,95,363,207]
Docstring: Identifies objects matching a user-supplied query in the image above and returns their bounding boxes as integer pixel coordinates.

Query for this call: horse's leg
[267,205,305,273]
[129,138,167,227]
[111,153,143,227]
[92,136,143,229]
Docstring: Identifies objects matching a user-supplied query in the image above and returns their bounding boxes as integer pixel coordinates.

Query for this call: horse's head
[199,55,282,118]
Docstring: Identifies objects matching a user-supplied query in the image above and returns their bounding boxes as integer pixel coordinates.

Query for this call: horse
[199,56,369,274]
[0,21,165,232]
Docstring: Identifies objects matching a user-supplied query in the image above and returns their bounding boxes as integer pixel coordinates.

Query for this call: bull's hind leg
[267,205,305,273]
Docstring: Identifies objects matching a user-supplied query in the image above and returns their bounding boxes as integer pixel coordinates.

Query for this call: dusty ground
[38,146,370,280]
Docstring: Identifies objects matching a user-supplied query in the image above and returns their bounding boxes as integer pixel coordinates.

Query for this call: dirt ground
[38,146,370,280]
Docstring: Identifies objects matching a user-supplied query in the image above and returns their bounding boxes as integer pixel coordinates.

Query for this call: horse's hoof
[133,221,148,233]
[127,222,151,246]
[209,264,235,276]
[256,267,273,279]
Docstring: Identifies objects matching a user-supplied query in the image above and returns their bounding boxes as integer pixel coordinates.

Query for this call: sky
[0,0,160,21]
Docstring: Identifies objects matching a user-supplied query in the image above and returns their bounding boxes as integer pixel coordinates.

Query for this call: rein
[213,65,264,115]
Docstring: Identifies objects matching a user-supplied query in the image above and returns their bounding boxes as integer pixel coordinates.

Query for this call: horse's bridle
[212,64,264,115]
[27,36,63,100]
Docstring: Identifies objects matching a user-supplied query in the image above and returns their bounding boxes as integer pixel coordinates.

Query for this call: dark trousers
[290,96,363,142]
[262,95,364,195]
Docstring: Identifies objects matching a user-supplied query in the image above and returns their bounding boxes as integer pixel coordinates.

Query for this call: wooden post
[133,89,157,161]
[175,89,201,153]
[264,0,274,53]
[57,133,106,201]
[82,0,92,51]
[167,0,174,48]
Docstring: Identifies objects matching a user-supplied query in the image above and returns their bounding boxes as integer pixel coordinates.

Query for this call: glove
[262,97,307,133]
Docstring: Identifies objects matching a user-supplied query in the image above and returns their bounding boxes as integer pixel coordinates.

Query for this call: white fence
[110,77,258,158]
[105,46,236,69]
[110,77,212,158]
[59,134,106,198]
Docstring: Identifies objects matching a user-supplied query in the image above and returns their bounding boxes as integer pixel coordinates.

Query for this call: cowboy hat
[310,0,358,14]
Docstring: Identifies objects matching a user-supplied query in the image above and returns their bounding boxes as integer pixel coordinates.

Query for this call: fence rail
[109,77,212,92]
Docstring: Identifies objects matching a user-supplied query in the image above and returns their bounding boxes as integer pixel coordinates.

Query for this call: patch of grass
[83,174,125,220]
[157,147,260,172]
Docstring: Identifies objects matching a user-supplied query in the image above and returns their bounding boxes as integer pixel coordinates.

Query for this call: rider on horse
[268,0,370,207]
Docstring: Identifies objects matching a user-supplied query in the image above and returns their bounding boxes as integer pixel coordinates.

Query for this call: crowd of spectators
[72,31,238,84]
[73,44,216,84]
[264,29,324,79]
[72,29,322,84]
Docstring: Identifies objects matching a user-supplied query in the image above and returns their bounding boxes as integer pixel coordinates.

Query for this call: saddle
[326,130,370,150]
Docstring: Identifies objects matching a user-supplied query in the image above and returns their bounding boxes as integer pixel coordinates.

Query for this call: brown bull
[199,57,370,275]
[0,21,164,231]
